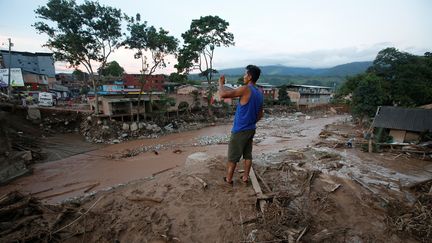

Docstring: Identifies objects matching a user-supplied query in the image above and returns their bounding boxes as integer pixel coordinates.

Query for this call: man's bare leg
[226,161,236,183]
[242,159,252,182]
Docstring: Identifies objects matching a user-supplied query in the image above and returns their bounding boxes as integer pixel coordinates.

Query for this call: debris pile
[386,180,432,242]
[80,115,227,144]
[316,121,365,149]
[0,111,42,184]
[0,191,83,242]
[39,110,83,134]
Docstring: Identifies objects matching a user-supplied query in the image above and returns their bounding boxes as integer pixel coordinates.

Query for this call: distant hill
[321,61,373,76]
[188,61,373,87]
[216,61,372,77]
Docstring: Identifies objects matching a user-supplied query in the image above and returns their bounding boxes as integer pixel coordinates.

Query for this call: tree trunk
[207,79,213,116]
[136,82,145,123]
[91,78,99,115]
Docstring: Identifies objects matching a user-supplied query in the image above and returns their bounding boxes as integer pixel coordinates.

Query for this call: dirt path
[0,115,345,204]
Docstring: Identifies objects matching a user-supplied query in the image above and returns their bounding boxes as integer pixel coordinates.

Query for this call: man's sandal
[240,176,249,184]
[223,177,233,186]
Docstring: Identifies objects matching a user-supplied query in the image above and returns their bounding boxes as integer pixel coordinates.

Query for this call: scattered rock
[130,122,138,131]
[164,123,174,132]
[21,152,32,162]
[27,107,41,120]
[138,122,146,129]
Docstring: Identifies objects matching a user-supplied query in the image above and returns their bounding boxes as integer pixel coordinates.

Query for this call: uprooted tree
[124,13,178,122]
[176,15,234,115]
[34,0,123,115]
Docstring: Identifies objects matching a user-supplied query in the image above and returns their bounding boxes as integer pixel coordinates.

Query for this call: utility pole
[7,38,13,99]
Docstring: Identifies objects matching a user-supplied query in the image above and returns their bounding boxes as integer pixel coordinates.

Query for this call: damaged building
[372,106,432,143]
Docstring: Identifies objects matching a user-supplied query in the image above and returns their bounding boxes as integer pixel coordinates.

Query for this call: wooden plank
[255,172,272,193]
[249,166,267,212]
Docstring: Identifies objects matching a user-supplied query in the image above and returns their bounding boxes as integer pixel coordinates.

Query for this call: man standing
[218,65,264,185]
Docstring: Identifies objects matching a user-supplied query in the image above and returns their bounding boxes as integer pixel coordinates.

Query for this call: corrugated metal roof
[372,106,432,132]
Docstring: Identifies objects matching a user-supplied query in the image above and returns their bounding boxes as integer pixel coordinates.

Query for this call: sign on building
[0,68,24,87]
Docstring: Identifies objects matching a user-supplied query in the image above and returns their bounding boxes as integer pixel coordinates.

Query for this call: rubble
[0,111,42,184]
[0,191,90,242]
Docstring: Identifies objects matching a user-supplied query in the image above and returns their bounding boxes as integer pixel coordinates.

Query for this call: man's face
[243,70,251,84]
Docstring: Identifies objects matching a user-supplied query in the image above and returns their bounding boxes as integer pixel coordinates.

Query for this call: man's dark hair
[246,65,261,83]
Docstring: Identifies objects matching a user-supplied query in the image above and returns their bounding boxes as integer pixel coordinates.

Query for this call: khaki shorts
[228,130,256,163]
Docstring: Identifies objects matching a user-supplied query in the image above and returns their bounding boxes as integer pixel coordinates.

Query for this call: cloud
[213,42,429,69]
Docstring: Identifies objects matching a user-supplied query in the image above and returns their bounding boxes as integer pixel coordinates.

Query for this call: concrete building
[89,93,164,118]
[123,74,166,91]
[0,50,57,92]
[285,84,333,107]
[257,83,278,100]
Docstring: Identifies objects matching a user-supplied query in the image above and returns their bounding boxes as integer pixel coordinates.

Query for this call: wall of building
[1,51,55,78]
[298,94,331,105]
[177,85,199,95]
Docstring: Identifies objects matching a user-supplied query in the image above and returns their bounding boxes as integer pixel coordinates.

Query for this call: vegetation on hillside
[337,47,432,122]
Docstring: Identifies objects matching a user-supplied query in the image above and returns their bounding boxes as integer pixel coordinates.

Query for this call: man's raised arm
[218,75,246,99]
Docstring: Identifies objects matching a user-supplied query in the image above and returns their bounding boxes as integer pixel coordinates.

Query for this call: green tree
[34,0,123,114]
[124,13,178,122]
[168,72,188,84]
[237,77,244,85]
[99,61,124,77]
[277,85,291,105]
[72,69,89,84]
[176,15,235,115]
[351,74,385,125]
[338,47,432,108]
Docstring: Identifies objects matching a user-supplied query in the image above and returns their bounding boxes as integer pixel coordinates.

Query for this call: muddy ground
[1,111,432,242]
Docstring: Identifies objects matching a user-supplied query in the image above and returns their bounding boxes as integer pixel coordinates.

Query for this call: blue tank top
[232,84,264,133]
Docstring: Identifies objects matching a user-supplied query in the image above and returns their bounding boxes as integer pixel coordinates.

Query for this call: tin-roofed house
[372,106,432,143]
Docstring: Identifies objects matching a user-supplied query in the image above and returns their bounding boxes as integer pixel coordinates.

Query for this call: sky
[0,0,431,74]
